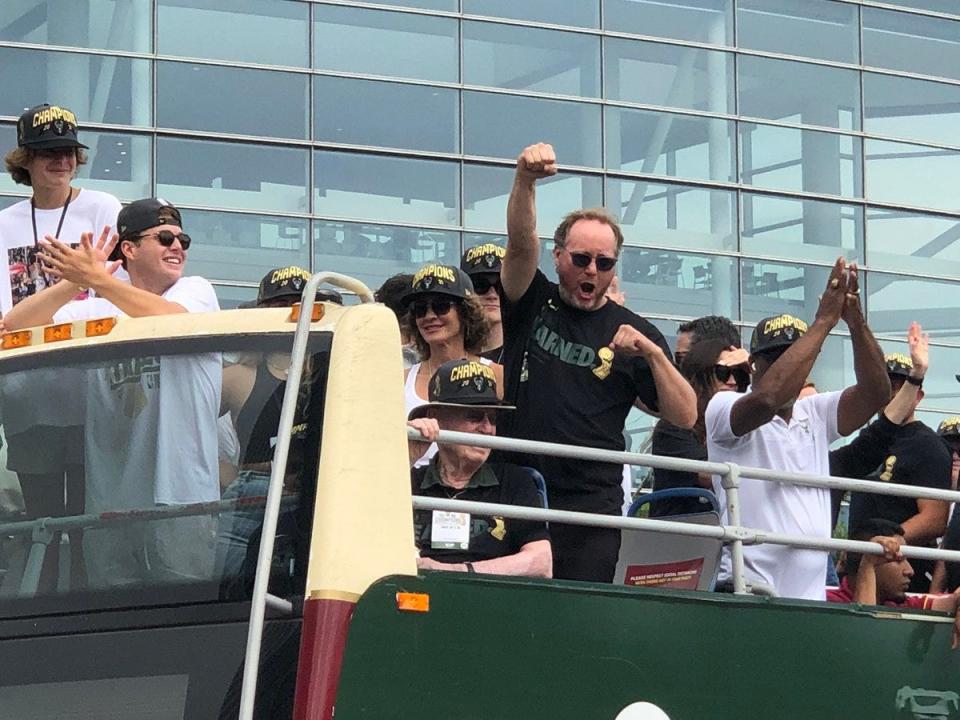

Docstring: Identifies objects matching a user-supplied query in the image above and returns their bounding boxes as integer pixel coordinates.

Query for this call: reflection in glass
[0,47,151,127]
[348,0,456,11]
[0,124,21,195]
[315,77,457,153]
[619,247,738,319]
[737,0,858,63]
[866,271,960,339]
[863,7,960,81]
[463,21,600,97]
[863,73,960,148]
[158,62,308,139]
[738,56,860,131]
[605,107,734,183]
[464,92,602,167]
[865,139,960,213]
[605,38,733,114]
[866,209,960,278]
[882,0,960,16]
[740,124,862,199]
[314,5,458,83]
[464,165,602,233]
[158,138,309,213]
[214,284,258,309]
[314,151,459,227]
[465,0,599,28]
[606,178,736,252]
[0,0,152,52]
[158,0,308,66]
[180,209,309,283]
[314,220,456,292]
[741,194,862,264]
[604,0,732,46]
[76,132,152,202]
[740,260,830,323]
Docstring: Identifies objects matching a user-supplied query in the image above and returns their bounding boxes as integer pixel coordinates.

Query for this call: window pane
[865,139,960,213]
[158,138,308,214]
[738,56,860,131]
[464,92,602,167]
[863,7,960,81]
[882,0,960,16]
[740,259,831,323]
[314,5,457,83]
[158,0,308,66]
[605,107,734,183]
[863,73,960,148]
[76,132,152,201]
[866,271,960,339]
[181,210,309,283]
[605,39,733,114]
[737,0,858,64]
[740,124,862,199]
[372,0,457,10]
[0,0,151,52]
[866,208,960,278]
[315,151,459,226]
[463,21,600,97]
[741,194,862,264]
[463,165,602,233]
[315,77,457,153]
[0,47,151,127]
[158,62,308,139]
[607,178,736,252]
[0,124,20,195]
[465,0,599,28]
[604,0,732,46]
[621,248,739,319]
[214,284,258,309]
[314,220,457,293]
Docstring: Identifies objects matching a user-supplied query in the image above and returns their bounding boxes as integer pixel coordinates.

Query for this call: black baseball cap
[408,359,514,420]
[884,353,913,378]
[749,314,808,355]
[241,266,343,308]
[938,416,960,439]
[461,243,505,276]
[109,198,183,261]
[402,264,474,304]
[17,104,88,151]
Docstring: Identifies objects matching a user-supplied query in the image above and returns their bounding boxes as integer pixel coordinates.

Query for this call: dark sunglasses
[714,364,750,389]
[411,297,459,318]
[140,229,192,251]
[565,249,617,272]
[471,276,501,294]
[463,409,497,424]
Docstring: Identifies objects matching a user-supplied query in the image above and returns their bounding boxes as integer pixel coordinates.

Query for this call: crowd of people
[2,105,959,629]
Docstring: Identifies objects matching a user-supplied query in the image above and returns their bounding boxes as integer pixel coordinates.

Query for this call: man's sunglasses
[562,248,617,272]
[714,364,750,390]
[463,409,497,425]
[411,297,460,318]
[471,276,501,295]
[139,230,192,251]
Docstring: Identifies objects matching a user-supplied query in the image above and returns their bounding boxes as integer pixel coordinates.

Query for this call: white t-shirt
[0,189,121,315]
[705,389,843,601]
[55,276,223,510]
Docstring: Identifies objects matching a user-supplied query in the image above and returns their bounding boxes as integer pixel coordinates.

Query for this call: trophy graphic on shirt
[593,347,614,380]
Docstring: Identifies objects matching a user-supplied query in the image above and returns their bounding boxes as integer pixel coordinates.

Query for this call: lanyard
[31,188,73,248]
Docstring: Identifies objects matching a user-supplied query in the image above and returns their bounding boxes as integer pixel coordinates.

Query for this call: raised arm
[836,264,891,436]
[502,143,556,302]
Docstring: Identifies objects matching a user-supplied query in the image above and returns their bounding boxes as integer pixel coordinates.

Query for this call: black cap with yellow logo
[408,359,514,419]
[460,243,505,276]
[241,265,343,307]
[17,104,87,150]
[750,314,808,355]
[937,416,960,439]
[403,264,474,304]
[884,353,913,378]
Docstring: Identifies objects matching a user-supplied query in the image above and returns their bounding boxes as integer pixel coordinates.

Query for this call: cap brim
[408,401,515,420]
[401,286,469,305]
[23,138,87,150]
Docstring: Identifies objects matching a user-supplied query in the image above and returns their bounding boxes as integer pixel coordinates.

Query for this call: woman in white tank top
[401,265,504,467]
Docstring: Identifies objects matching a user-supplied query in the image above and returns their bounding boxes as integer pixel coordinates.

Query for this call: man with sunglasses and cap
[461,243,506,360]
[407,359,551,577]
[705,258,890,599]
[497,142,695,583]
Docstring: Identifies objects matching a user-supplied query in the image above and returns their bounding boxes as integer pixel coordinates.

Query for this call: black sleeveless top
[235,360,286,466]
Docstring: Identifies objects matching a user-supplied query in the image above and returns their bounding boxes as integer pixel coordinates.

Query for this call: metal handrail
[238,272,374,720]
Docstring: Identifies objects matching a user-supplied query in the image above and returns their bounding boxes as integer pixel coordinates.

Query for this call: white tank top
[406,358,492,468]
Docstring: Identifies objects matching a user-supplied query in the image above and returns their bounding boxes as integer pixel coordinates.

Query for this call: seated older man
[407,358,551,577]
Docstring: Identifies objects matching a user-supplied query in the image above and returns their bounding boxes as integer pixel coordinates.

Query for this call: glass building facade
[2,0,960,453]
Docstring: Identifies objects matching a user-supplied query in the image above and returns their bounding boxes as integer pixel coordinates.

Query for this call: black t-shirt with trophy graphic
[497,270,670,515]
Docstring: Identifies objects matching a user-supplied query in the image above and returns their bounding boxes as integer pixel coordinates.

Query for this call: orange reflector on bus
[85,317,117,337]
[288,302,324,323]
[1,330,32,350]
[43,323,73,343]
[396,592,430,613]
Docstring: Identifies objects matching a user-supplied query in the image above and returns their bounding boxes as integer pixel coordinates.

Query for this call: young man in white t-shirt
[705,258,890,601]
[6,198,222,587]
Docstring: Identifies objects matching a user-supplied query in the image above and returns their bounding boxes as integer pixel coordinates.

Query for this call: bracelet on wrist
[906,375,923,387]
[464,562,476,574]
